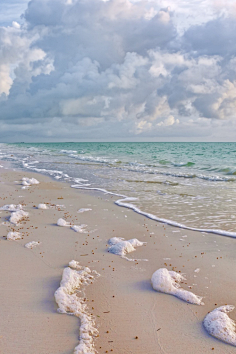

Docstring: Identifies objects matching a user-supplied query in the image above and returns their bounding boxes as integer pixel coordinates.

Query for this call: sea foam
[71,186,236,238]
[54,261,100,354]
[57,218,70,227]
[0,204,22,212]
[151,268,203,305]
[9,210,29,224]
[77,208,92,213]
[7,231,21,240]
[71,224,87,233]
[203,305,236,346]
[22,177,40,186]
[108,237,146,257]
[37,204,48,209]
[25,241,41,248]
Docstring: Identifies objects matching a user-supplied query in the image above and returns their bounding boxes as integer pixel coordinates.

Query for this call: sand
[0,168,236,353]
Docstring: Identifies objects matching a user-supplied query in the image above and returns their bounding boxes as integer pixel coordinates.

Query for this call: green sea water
[1,142,236,233]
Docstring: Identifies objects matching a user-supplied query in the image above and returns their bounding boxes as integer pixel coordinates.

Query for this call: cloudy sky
[1,0,236,142]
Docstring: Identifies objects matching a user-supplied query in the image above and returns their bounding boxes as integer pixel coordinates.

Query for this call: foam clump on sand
[77,208,92,213]
[0,204,22,212]
[22,177,40,186]
[71,224,87,233]
[54,261,100,354]
[108,237,125,245]
[57,218,88,233]
[57,218,70,227]
[38,204,48,210]
[10,210,29,225]
[108,237,146,257]
[151,268,203,305]
[69,260,81,269]
[203,305,236,346]
[25,241,41,249]
[7,231,21,240]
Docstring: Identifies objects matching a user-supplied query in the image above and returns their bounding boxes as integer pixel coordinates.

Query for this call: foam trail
[151,268,203,305]
[203,305,236,346]
[54,261,100,354]
[71,186,236,238]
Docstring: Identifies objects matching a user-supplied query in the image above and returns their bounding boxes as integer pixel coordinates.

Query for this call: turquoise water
[1,142,236,233]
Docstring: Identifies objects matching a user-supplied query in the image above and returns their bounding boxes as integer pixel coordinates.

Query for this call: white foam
[77,208,92,213]
[7,231,21,240]
[108,237,125,245]
[194,268,200,273]
[151,268,203,305]
[128,238,146,247]
[0,204,22,212]
[57,218,70,227]
[71,186,236,238]
[54,261,100,354]
[25,241,41,248]
[37,204,48,209]
[204,305,236,346]
[71,224,87,233]
[69,260,81,269]
[108,240,135,256]
[9,210,29,224]
[22,177,40,186]
[107,237,146,257]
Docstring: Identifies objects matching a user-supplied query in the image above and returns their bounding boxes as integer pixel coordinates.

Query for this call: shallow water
[1,142,236,234]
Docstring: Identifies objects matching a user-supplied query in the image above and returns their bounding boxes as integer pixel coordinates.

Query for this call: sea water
[1,142,236,235]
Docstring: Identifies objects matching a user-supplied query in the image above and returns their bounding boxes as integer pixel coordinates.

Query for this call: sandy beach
[1,167,236,354]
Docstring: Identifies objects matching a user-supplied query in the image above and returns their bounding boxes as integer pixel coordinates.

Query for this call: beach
[0,167,236,354]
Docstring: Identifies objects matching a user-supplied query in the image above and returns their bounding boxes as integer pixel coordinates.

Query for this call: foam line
[71,186,236,238]
[54,261,100,354]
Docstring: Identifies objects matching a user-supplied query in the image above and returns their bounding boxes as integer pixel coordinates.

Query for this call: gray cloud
[0,0,236,141]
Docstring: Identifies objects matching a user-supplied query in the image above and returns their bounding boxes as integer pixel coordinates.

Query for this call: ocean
[1,142,236,236]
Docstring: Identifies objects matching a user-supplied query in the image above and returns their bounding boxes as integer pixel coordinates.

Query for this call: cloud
[0,0,236,141]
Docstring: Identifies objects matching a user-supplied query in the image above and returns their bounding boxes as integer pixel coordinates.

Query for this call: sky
[1,0,236,142]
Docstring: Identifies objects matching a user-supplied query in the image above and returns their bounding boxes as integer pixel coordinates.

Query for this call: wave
[124,179,179,186]
[119,166,235,182]
[60,149,77,154]
[71,185,236,238]
[65,154,235,182]
[172,162,195,167]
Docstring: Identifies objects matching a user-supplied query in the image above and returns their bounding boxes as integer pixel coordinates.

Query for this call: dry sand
[0,168,236,354]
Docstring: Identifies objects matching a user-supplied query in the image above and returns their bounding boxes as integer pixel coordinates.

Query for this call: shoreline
[1,167,236,353]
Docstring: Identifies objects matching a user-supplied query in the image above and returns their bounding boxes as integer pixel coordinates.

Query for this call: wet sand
[0,168,236,354]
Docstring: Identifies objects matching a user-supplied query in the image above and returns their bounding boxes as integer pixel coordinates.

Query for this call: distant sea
[1,142,236,236]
